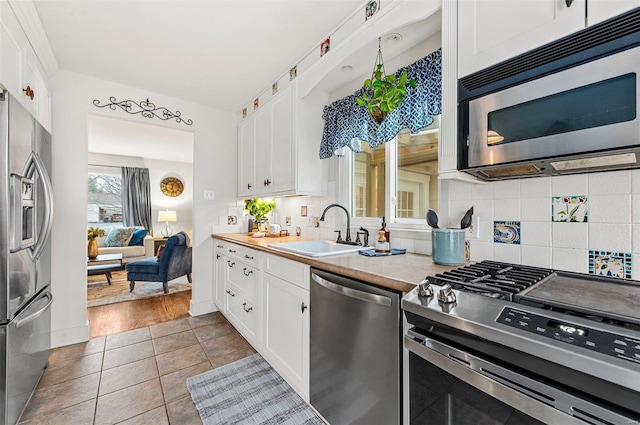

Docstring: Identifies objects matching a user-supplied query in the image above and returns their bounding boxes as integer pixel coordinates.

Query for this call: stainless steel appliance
[0,92,54,425]
[458,7,640,180]
[310,269,402,425]
[403,261,640,425]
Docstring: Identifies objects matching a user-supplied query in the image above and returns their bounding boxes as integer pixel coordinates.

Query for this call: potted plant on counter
[87,227,106,259]
[244,198,275,232]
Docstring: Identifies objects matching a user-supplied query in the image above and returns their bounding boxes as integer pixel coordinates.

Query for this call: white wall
[50,70,236,347]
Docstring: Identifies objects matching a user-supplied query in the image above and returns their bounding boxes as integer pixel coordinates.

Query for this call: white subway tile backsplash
[469,181,494,200]
[493,180,520,199]
[552,222,588,249]
[520,246,552,268]
[493,199,520,221]
[588,223,631,252]
[632,170,640,194]
[391,237,415,252]
[478,220,494,243]
[414,240,431,255]
[520,177,551,199]
[520,222,551,246]
[588,170,630,195]
[633,224,640,253]
[553,248,588,273]
[494,243,521,263]
[470,200,493,220]
[588,195,630,223]
[552,174,587,197]
[521,197,551,222]
[632,195,640,223]
[449,200,472,222]
[448,181,471,201]
[470,240,493,262]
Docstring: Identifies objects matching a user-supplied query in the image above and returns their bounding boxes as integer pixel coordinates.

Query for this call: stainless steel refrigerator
[0,91,54,425]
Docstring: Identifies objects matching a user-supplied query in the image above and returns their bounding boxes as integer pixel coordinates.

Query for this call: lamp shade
[158,210,177,222]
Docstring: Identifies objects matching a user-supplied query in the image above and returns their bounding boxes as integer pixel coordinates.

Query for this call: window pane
[88,173,123,229]
[353,142,386,218]
[396,119,439,219]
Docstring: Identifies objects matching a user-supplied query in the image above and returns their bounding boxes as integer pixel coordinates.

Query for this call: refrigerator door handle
[14,291,53,328]
[23,152,54,260]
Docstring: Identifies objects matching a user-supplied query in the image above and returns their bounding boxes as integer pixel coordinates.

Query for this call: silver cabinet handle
[227,260,235,267]
[226,289,235,297]
[243,302,253,312]
[243,268,253,276]
[311,273,392,306]
[14,291,53,328]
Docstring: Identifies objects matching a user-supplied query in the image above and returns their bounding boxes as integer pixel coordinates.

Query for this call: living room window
[88,171,123,229]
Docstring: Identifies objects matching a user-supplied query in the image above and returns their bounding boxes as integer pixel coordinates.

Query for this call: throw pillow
[156,244,165,262]
[104,227,135,247]
[128,229,149,246]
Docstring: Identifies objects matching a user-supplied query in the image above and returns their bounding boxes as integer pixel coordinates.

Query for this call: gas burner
[426,260,554,301]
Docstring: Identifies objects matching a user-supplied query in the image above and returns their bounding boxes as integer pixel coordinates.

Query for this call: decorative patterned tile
[589,250,632,279]
[365,0,379,21]
[464,240,470,261]
[552,196,588,222]
[494,221,520,244]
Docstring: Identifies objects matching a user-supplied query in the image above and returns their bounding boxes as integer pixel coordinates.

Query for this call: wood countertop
[212,233,461,293]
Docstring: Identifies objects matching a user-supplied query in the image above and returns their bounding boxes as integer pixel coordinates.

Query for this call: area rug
[187,354,323,425]
[87,270,192,308]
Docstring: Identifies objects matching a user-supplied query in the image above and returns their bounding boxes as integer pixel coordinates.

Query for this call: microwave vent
[460,7,640,94]
[478,164,542,179]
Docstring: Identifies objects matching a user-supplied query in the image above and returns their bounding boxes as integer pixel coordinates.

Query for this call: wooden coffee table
[87,253,123,285]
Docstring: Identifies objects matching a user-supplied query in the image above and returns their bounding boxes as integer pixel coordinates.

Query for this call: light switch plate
[204,190,215,200]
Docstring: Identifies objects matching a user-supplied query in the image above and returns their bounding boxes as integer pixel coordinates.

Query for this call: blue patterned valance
[319,48,442,159]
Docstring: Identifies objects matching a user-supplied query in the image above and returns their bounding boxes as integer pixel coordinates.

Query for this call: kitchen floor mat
[187,353,323,425]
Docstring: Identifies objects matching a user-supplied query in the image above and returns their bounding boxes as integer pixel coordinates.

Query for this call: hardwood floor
[86,290,192,338]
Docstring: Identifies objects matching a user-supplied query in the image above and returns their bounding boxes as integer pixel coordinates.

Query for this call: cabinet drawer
[226,242,259,267]
[226,291,259,342]
[226,259,258,303]
[214,239,226,252]
[264,253,309,290]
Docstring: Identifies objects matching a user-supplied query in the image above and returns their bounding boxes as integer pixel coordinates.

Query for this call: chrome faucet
[320,203,353,244]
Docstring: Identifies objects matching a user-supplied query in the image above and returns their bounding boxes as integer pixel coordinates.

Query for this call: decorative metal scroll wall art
[92,97,193,126]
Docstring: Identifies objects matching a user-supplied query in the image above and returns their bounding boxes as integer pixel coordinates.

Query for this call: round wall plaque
[160,177,184,197]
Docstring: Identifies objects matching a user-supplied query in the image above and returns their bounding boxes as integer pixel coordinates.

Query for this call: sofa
[97,235,154,264]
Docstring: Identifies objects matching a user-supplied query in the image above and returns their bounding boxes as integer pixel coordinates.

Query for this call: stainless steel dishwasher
[310,268,401,425]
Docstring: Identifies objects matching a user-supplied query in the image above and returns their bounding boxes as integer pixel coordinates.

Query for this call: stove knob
[417,279,434,298]
[438,284,457,304]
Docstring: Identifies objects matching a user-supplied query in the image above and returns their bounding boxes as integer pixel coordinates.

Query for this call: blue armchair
[125,231,192,294]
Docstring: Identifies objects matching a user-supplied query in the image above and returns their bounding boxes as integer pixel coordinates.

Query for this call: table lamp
[158,210,177,237]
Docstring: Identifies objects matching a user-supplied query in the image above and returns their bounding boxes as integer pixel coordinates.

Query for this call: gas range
[402,260,640,423]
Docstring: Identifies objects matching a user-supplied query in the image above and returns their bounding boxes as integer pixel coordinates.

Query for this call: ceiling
[34,0,363,112]
[87,115,194,163]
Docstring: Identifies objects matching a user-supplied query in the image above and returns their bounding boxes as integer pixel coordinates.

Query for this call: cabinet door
[253,106,271,195]
[263,273,309,398]
[458,0,586,77]
[588,0,639,25]
[214,245,226,313]
[0,2,23,96]
[267,86,294,193]
[238,117,256,198]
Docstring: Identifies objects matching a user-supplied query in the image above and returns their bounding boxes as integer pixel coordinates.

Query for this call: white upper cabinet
[458,0,586,78]
[237,82,326,199]
[587,0,639,25]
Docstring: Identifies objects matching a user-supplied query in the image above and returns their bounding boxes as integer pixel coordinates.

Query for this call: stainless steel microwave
[458,7,640,180]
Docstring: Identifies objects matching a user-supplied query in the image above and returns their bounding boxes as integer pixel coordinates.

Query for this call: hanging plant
[356,37,417,124]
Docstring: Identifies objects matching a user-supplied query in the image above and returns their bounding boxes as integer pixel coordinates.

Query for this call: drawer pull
[243,302,253,313]
[217,244,223,248]
[244,254,254,259]
[226,289,235,297]
[227,260,235,267]
[243,268,253,276]
[229,249,237,253]
[301,302,308,314]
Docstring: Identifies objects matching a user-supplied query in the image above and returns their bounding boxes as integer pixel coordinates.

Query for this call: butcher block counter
[212,233,459,293]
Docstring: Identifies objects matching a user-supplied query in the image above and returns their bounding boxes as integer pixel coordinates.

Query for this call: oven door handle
[405,332,635,425]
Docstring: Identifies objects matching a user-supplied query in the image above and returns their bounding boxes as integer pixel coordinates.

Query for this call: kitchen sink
[267,240,372,257]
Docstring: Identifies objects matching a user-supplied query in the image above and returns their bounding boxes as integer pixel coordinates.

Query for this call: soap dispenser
[380,217,390,244]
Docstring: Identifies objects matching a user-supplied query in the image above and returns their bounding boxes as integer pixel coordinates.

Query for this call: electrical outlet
[467,216,480,239]
[204,190,215,200]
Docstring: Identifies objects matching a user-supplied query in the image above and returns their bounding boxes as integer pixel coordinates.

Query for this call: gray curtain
[121,167,152,232]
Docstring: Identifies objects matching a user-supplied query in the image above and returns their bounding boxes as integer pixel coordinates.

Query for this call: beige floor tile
[160,361,212,404]
[166,396,202,425]
[105,327,151,351]
[152,330,198,355]
[38,352,103,389]
[18,398,96,425]
[116,406,169,425]
[211,347,256,368]
[155,344,208,376]
[150,318,190,339]
[49,336,105,363]
[192,321,235,343]
[186,312,226,329]
[99,357,159,396]
[95,378,164,424]
[20,373,100,421]
[103,340,154,370]
[200,332,250,361]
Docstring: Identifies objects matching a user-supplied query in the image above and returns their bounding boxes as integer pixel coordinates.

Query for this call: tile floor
[19,312,255,424]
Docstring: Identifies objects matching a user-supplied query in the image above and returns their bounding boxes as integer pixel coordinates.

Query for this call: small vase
[371,106,387,124]
[87,237,98,259]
